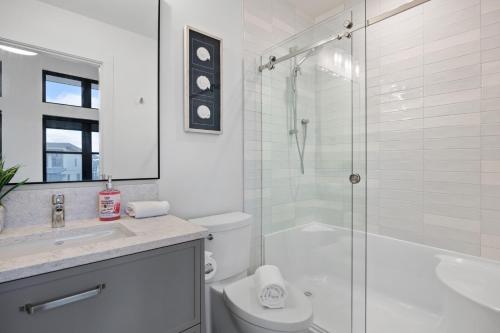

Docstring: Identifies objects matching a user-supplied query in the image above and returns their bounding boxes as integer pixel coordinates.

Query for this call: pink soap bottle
[99,176,121,221]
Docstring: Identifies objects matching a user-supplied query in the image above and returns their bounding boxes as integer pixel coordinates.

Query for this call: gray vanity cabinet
[0,240,204,333]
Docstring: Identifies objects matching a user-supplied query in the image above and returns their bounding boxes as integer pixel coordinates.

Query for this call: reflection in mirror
[0,0,159,184]
[0,43,102,183]
[43,115,100,182]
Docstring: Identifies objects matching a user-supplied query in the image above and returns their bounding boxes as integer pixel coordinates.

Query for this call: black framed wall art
[184,26,222,134]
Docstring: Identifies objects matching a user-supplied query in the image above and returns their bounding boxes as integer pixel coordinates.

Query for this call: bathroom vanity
[0,215,207,333]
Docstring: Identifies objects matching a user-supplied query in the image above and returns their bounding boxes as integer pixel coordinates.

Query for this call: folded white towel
[126,201,170,219]
[254,265,288,309]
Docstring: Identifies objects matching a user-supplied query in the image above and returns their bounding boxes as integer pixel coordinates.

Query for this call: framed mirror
[0,0,160,184]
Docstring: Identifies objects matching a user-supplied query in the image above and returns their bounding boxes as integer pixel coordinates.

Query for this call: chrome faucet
[51,194,65,228]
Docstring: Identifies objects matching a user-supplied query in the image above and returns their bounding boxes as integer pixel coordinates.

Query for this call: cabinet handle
[20,284,106,315]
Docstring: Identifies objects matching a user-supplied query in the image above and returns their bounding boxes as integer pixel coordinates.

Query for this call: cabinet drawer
[0,240,202,333]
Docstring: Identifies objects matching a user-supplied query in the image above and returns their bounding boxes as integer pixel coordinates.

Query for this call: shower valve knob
[350,174,361,184]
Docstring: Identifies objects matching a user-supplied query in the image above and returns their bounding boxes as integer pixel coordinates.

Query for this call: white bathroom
[0,0,499,332]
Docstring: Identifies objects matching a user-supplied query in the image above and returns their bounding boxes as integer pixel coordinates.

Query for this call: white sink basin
[0,223,135,261]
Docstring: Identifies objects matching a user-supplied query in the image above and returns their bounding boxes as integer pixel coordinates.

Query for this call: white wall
[158,0,244,219]
[0,0,158,181]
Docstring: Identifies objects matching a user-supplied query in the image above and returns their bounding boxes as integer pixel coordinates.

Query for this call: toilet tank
[190,212,252,283]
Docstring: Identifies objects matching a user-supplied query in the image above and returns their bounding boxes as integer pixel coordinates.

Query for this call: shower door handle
[350,174,361,184]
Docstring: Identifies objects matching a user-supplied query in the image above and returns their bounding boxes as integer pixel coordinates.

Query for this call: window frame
[43,115,99,182]
[42,70,99,109]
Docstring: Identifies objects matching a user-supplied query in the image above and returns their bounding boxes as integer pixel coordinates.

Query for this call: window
[91,83,100,109]
[42,70,99,109]
[43,116,99,182]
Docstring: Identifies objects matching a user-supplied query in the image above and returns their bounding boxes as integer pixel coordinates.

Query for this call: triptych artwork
[184,26,222,134]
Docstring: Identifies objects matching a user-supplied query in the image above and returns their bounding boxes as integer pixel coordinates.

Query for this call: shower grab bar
[258,0,432,72]
[258,20,354,72]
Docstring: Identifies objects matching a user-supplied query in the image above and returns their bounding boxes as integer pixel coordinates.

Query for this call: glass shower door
[259,10,366,333]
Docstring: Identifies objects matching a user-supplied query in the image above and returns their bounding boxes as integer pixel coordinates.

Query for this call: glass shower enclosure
[258,6,366,333]
[256,0,500,332]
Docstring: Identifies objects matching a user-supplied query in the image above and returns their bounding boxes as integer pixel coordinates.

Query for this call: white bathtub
[264,222,500,333]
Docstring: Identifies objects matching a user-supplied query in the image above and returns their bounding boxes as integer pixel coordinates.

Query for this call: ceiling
[37,0,346,38]
[288,0,347,19]
[37,0,158,39]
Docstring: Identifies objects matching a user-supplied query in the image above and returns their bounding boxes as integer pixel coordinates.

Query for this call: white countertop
[0,215,208,284]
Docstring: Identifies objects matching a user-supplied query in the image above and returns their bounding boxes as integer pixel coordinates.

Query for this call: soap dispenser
[99,176,121,221]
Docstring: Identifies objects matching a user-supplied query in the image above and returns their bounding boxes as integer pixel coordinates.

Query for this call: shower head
[301,118,310,125]
[292,50,314,79]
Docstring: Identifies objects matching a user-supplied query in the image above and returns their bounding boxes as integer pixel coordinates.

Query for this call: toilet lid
[223,276,313,332]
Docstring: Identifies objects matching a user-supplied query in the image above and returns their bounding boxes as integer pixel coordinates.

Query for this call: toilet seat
[223,276,313,332]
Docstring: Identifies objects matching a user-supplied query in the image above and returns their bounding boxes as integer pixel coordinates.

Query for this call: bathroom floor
[294,275,350,333]
[295,275,441,333]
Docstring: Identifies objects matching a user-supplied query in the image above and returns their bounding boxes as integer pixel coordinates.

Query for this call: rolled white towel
[126,201,170,219]
[254,265,288,309]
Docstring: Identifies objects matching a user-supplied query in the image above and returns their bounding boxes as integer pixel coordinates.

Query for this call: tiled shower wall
[243,0,362,270]
[367,0,500,260]
[260,55,318,236]
[244,0,500,267]
[315,45,360,229]
[243,0,317,270]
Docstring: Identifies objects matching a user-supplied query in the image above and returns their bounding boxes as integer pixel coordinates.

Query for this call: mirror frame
[5,0,161,185]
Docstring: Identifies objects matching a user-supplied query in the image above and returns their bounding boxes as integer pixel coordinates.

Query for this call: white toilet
[190,212,313,333]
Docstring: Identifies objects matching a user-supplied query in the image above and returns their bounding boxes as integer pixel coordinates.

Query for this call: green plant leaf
[0,161,27,204]
[0,179,28,203]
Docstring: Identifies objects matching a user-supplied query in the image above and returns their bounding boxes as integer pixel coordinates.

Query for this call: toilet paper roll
[205,251,217,281]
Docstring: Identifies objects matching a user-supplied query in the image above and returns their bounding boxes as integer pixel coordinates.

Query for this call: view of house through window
[43,116,99,182]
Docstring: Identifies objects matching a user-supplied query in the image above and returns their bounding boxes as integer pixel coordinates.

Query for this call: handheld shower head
[289,51,314,175]
[292,65,302,77]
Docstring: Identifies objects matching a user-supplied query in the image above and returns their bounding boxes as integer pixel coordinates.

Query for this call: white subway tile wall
[367,0,500,260]
[243,0,320,270]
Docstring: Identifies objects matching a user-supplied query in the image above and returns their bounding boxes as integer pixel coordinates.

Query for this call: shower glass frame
[258,5,367,333]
